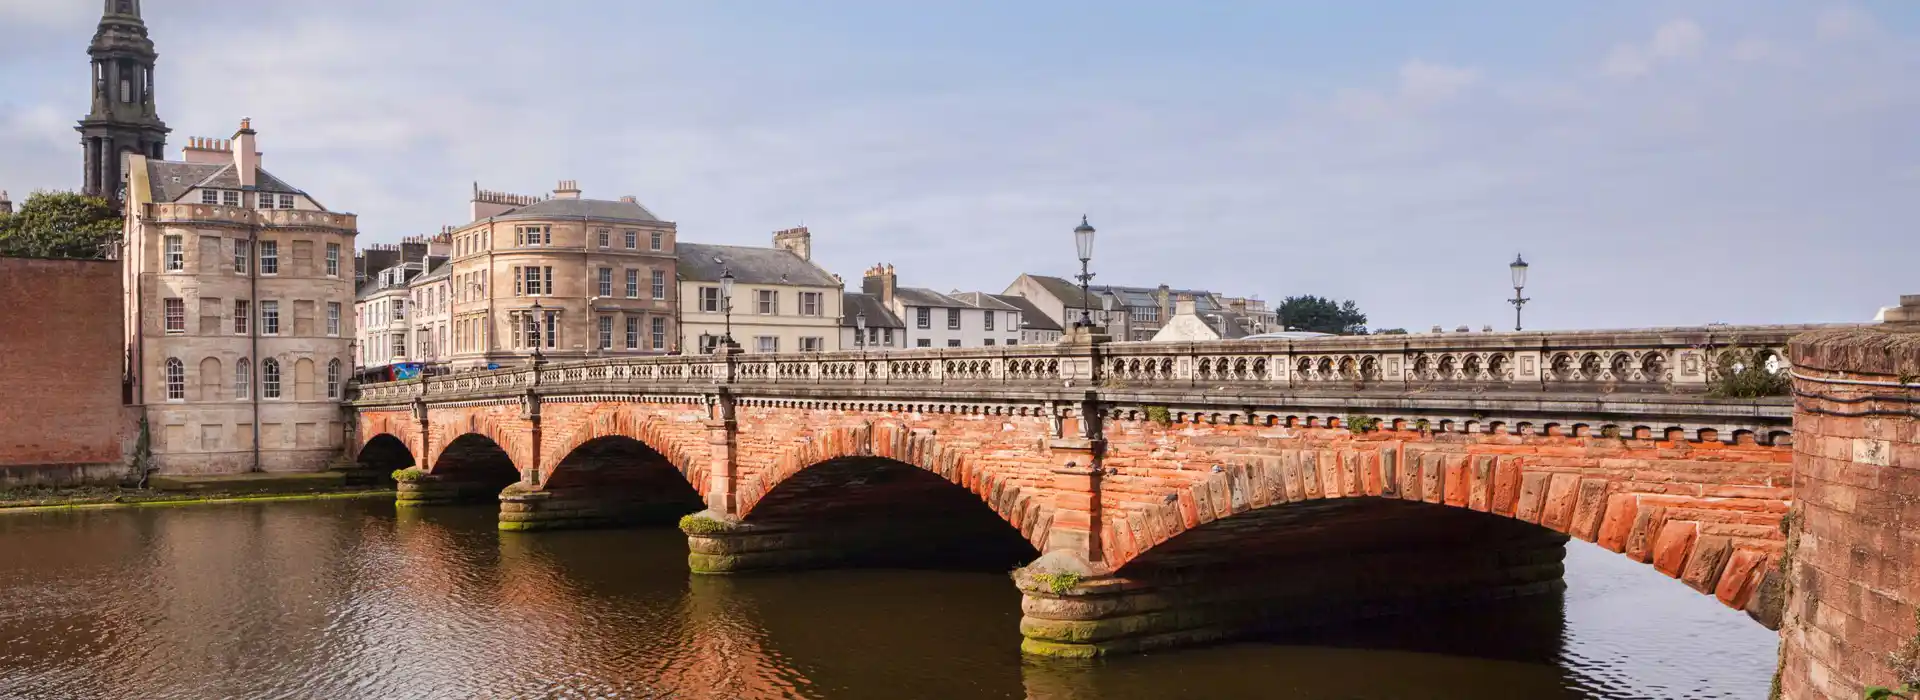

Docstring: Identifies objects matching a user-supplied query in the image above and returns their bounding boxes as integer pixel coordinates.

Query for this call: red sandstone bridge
[350,320,1920,697]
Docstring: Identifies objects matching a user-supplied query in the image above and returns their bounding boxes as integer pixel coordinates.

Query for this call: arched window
[164,358,185,401]
[326,359,341,400]
[263,359,281,399]
[235,358,251,399]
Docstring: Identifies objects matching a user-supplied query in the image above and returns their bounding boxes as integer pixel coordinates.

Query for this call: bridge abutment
[1779,317,1920,699]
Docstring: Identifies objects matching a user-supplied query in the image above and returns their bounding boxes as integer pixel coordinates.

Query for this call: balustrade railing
[350,324,1846,403]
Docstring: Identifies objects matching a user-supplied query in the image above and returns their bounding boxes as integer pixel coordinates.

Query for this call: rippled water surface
[0,499,1776,699]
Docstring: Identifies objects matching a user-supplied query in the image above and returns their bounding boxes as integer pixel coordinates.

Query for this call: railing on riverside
[350,324,1850,403]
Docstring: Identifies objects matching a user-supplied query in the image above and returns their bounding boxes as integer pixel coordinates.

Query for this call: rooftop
[487,197,661,225]
[841,292,906,328]
[676,242,839,286]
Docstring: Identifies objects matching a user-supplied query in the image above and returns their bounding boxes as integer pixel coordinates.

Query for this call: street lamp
[1073,215,1096,327]
[528,298,546,364]
[1508,254,1531,332]
[855,311,867,349]
[719,267,735,350]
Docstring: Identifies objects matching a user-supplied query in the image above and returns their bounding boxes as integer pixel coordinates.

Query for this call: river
[0,498,1776,699]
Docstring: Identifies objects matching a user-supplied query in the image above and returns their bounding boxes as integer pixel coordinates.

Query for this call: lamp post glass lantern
[719,267,735,349]
[855,311,867,349]
[528,299,545,363]
[1073,215,1096,327]
[1508,254,1530,332]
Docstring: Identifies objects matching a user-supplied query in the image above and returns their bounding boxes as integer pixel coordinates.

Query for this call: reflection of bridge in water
[351,318,1920,698]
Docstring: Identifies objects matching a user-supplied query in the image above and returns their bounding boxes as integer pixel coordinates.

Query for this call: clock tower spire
[77,0,169,205]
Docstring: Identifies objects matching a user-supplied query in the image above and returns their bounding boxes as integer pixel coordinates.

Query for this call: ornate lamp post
[1073,215,1096,327]
[719,267,735,349]
[1508,254,1531,332]
[855,311,867,349]
[528,298,546,364]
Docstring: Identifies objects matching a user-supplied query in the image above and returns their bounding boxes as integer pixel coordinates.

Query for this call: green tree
[0,191,121,259]
[1276,295,1369,335]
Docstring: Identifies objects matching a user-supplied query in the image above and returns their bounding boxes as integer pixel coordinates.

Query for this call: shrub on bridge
[391,468,427,483]
[1708,347,1790,399]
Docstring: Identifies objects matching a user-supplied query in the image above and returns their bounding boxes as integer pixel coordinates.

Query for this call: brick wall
[0,258,127,483]
[1780,327,1920,699]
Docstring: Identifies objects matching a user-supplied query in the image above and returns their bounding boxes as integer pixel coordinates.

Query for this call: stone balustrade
[148,201,357,230]
[355,323,1843,404]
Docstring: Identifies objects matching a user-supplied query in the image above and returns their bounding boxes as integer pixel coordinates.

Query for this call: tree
[1276,295,1369,335]
[0,191,121,259]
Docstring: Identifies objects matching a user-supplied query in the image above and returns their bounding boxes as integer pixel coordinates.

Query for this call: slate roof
[893,286,970,309]
[145,160,306,203]
[949,291,1020,312]
[841,292,905,329]
[1023,274,1219,312]
[412,257,452,283]
[489,197,660,224]
[675,242,839,286]
[989,294,1062,331]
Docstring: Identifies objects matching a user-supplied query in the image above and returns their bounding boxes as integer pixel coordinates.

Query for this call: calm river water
[0,498,1776,699]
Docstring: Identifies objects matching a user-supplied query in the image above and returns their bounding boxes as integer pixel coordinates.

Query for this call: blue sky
[2,1,1915,331]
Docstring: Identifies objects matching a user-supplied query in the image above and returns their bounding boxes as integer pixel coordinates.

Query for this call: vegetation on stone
[679,513,733,535]
[1707,347,1791,398]
[391,468,427,483]
[1030,571,1082,595]
[1143,405,1172,426]
[1344,414,1380,434]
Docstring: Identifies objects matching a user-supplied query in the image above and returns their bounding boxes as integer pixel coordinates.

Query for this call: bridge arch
[541,410,708,497]
[1110,450,1775,616]
[736,422,1051,554]
[356,433,415,472]
[431,432,523,491]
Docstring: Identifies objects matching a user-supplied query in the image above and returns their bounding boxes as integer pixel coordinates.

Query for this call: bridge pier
[1016,502,1569,658]
[395,472,513,507]
[499,486,702,532]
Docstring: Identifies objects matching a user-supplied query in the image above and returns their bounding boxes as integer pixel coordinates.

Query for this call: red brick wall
[1094,417,1790,611]
[363,395,1794,615]
[1780,328,1920,699]
[0,258,125,472]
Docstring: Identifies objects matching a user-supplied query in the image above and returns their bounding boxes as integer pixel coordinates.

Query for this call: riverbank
[0,481,394,513]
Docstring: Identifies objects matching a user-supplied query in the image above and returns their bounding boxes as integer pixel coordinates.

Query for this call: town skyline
[2,1,1916,331]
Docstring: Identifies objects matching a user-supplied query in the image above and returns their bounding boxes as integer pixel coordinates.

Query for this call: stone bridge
[349,325,1828,659]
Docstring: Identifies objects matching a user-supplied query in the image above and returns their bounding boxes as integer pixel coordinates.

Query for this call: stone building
[351,236,445,377]
[678,228,842,354]
[987,293,1062,345]
[839,291,905,350]
[1150,294,1259,341]
[861,265,1020,348]
[408,253,453,367]
[442,182,677,368]
[78,0,168,205]
[122,119,358,474]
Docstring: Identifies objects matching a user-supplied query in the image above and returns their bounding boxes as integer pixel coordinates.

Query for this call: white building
[677,228,843,354]
[859,264,1020,348]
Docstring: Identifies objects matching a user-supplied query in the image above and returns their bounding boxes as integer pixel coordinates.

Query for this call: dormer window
[279,194,294,209]
[201,190,218,205]
[221,191,240,207]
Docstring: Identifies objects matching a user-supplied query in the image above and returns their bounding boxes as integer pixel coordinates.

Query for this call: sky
[2,1,1915,331]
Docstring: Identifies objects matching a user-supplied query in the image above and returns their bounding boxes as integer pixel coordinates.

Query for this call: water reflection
[0,499,1775,699]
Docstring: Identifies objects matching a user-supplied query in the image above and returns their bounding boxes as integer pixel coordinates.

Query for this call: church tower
[77,0,168,204]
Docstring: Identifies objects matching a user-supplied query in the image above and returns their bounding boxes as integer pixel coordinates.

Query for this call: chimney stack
[862,263,897,306]
[553,180,581,200]
[232,118,259,188]
[619,195,637,204]
[772,226,812,261]
[1173,294,1197,317]
[470,182,541,220]
[182,135,231,165]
